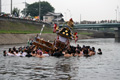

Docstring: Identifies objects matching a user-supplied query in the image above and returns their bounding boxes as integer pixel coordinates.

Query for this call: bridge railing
[74,23,120,29]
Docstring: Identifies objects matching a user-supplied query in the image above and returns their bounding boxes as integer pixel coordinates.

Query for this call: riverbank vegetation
[78,32,93,36]
[0,20,53,34]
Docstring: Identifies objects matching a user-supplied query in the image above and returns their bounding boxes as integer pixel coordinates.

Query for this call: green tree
[21,3,29,17]
[21,1,55,20]
[12,7,20,17]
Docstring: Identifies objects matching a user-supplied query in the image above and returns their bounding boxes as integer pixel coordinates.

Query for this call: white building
[43,12,64,24]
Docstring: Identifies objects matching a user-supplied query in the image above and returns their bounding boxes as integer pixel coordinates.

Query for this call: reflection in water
[55,58,71,72]
[0,38,120,80]
[55,58,80,80]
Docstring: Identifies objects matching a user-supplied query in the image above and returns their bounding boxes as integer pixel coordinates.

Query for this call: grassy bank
[0,29,53,34]
[0,20,53,34]
[78,32,93,36]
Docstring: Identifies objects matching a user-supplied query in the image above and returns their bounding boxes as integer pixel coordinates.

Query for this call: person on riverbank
[15,50,21,57]
[76,50,83,57]
[53,48,64,57]
[26,52,32,57]
[13,47,16,53]
[27,39,33,46]
[92,47,96,55]
[3,50,7,56]
[43,50,50,57]
[83,48,89,57]
[75,45,83,57]
[35,34,40,40]
[36,49,45,58]
[76,44,81,51]
[88,48,94,56]
[64,50,72,58]
[18,47,22,54]
[21,49,27,57]
[7,48,14,56]
[31,51,36,57]
[97,48,102,55]
[67,46,72,56]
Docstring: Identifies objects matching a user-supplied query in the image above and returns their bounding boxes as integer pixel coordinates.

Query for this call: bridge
[74,23,120,42]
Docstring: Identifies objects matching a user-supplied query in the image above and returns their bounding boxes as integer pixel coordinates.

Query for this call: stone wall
[0,33,92,45]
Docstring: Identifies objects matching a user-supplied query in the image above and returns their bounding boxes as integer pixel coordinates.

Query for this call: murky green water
[0,38,120,80]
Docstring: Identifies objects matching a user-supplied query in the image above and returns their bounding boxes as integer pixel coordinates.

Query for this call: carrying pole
[39,24,45,36]
[0,0,1,13]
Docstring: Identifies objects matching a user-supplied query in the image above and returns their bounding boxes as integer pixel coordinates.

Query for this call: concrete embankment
[0,33,92,45]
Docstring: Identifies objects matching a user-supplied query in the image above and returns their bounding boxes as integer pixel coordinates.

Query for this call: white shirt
[43,54,49,57]
[15,53,21,57]
[22,52,27,57]
[7,52,14,56]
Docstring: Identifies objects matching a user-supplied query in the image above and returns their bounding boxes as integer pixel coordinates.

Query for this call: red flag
[74,32,77,35]
[74,32,78,43]
[53,24,57,33]
[75,36,78,43]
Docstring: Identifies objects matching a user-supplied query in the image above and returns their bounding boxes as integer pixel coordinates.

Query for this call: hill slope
[0,20,52,33]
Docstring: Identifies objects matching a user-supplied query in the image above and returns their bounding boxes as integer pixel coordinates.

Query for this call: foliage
[0,20,53,34]
[0,30,53,34]
[21,1,55,20]
[12,7,20,17]
[21,3,29,17]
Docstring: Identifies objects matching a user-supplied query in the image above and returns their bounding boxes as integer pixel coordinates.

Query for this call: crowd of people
[2,18,103,58]
[3,43,102,58]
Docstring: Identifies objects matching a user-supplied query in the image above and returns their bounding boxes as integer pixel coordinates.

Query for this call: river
[0,38,120,80]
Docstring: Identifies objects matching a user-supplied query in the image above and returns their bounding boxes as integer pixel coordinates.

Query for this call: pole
[117,6,119,22]
[115,9,117,23]
[40,25,45,36]
[57,14,58,25]
[64,12,66,21]
[117,6,120,22]
[80,14,81,24]
[25,0,26,17]
[11,0,12,15]
[119,12,120,22]
[22,0,26,17]
[39,0,41,21]
[0,0,1,13]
